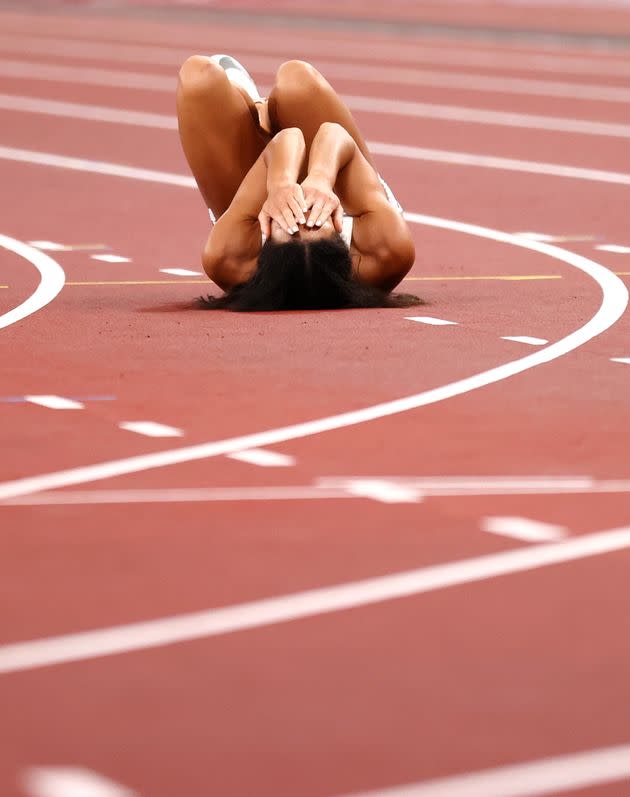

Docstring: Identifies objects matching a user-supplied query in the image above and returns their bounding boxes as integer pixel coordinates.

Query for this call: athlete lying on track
[177,56,420,311]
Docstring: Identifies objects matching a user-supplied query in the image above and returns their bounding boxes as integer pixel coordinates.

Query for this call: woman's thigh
[177,56,267,218]
[267,60,375,167]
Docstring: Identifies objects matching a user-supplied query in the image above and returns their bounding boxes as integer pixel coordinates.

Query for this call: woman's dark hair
[198,233,422,312]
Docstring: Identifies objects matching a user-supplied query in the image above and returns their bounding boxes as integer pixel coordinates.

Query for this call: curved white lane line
[1,526,630,674]
[0,234,65,330]
[0,214,626,501]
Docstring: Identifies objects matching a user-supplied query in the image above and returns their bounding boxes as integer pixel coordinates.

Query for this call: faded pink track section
[1,3,630,796]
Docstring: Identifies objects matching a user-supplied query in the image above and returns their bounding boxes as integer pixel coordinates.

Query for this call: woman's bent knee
[177,56,226,98]
[274,59,323,94]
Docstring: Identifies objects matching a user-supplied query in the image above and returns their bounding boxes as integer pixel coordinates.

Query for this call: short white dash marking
[227,448,295,467]
[90,254,130,263]
[343,479,423,503]
[596,244,630,254]
[501,335,549,346]
[24,395,84,410]
[516,232,556,241]
[27,240,67,251]
[22,766,137,797]
[118,421,183,438]
[611,357,630,365]
[482,515,567,543]
[159,268,203,276]
[405,316,458,326]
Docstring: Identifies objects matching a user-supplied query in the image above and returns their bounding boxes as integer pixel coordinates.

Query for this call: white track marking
[405,316,458,326]
[4,144,630,189]
[227,448,295,467]
[27,240,67,251]
[481,516,567,542]
[596,244,630,253]
[5,93,630,140]
[0,215,626,502]
[516,232,557,241]
[6,477,630,506]
[344,93,630,139]
[22,767,137,797]
[367,142,630,186]
[24,395,84,410]
[1,526,630,674]
[118,422,183,438]
[0,234,65,331]
[90,254,130,263]
[159,268,202,276]
[2,32,630,78]
[6,57,630,104]
[341,479,423,503]
[4,487,350,506]
[501,335,549,345]
[337,742,630,797]
[611,357,630,364]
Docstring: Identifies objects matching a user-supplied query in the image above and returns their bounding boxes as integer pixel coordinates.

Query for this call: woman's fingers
[258,209,272,239]
[332,203,344,233]
[289,194,306,225]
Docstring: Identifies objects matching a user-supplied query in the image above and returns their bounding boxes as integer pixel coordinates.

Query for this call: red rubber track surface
[1,4,630,796]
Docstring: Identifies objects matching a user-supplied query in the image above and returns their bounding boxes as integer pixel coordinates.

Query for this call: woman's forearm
[264,127,306,190]
[307,122,356,188]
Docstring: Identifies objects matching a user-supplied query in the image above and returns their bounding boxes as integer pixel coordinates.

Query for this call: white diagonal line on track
[3,92,630,139]
[336,742,630,797]
[1,526,630,674]
[2,33,630,77]
[4,57,630,104]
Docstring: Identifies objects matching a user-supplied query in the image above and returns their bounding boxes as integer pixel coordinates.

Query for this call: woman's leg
[177,56,268,218]
[267,60,376,167]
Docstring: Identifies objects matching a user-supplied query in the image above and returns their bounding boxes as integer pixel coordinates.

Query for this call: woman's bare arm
[203,128,307,289]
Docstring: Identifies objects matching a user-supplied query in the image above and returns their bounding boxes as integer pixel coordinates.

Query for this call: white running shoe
[209,54,263,103]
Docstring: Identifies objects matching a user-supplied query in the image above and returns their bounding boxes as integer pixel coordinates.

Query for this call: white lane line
[0,234,65,331]
[90,254,130,263]
[611,357,630,364]
[481,516,567,543]
[159,268,203,276]
[28,240,107,252]
[27,240,67,251]
[118,421,183,438]
[2,32,630,78]
[1,525,629,674]
[227,448,295,467]
[344,93,630,139]
[6,477,630,506]
[337,742,630,797]
[5,57,630,105]
[367,142,630,187]
[24,395,84,410]
[4,144,630,190]
[501,335,549,346]
[596,244,630,253]
[0,214,626,502]
[341,479,423,503]
[22,766,137,797]
[5,93,630,140]
[405,316,458,326]
[4,487,351,506]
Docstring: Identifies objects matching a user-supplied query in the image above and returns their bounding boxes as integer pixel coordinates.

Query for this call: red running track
[1,4,630,796]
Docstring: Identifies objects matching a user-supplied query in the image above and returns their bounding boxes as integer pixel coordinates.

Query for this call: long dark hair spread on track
[198,234,422,312]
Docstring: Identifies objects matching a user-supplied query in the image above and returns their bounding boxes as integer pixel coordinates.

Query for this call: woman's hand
[258,182,308,238]
[300,175,344,233]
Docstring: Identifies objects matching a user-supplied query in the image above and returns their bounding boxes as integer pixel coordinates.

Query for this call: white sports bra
[208,174,404,248]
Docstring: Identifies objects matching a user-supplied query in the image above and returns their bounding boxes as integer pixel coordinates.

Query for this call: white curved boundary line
[1,525,630,674]
[0,214,627,501]
[0,234,65,330]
